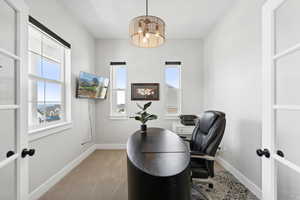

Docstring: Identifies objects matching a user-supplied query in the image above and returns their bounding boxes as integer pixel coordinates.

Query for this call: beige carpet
[39,150,127,200]
[39,150,255,200]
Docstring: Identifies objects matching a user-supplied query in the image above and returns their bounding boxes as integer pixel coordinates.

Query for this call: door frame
[262,0,300,199]
[0,0,29,199]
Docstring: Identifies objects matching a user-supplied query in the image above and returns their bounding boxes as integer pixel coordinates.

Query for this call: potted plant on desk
[130,102,158,133]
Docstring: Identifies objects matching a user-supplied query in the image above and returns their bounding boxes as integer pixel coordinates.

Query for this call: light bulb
[142,37,148,43]
[138,21,143,33]
[145,32,150,38]
[155,24,160,37]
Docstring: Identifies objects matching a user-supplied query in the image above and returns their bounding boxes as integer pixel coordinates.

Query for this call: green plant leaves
[136,102,152,111]
[141,111,148,119]
[136,111,145,115]
[136,103,144,110]
[134,116,141,121]
[132,102,157,125]
[143,102,152,110]
[146,114,158,120]
[143,114,158,123]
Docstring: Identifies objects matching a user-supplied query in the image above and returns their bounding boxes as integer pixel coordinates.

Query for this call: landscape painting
[77,72,109,99]
[131,83,160,101]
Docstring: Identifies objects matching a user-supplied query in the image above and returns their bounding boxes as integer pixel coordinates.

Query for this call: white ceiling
[60,0,236,39]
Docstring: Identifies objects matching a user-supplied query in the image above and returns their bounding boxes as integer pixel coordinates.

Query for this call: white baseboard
[29,144,97,200]
[96,143,126,149]
[216,156,262,199]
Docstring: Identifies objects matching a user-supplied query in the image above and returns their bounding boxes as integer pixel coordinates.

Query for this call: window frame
[164,64,182,118]
[27,23,72,140]
[109,64,128,119]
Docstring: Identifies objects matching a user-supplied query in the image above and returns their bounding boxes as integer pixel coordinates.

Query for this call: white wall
[25,0,96,193]
[95,39,204,145]
[203,0,265,191]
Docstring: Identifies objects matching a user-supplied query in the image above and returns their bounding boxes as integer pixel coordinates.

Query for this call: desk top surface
[126,127,190,177]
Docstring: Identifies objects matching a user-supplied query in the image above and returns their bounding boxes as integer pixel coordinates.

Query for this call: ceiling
[60,0,236,39]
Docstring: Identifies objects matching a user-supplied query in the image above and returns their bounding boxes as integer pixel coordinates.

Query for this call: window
[110,64,127,118]
[165,63,181,116]
[28,24,71,132]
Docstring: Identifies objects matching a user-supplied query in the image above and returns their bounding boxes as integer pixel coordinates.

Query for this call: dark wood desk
[127,128,191,200]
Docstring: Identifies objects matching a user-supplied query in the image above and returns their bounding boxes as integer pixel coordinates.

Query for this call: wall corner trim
[216,156,262,199]
[29,144,97,200]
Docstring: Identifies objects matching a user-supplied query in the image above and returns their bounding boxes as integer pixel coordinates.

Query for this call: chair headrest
[198,111,225,134]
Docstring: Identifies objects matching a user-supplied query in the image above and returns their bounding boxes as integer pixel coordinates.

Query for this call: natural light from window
[111,65,127,116]
[28,25,70,131]
[165,66,181,115]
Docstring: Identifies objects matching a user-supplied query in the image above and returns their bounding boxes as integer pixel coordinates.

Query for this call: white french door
[0,0,29,200]
[262,0,300,199]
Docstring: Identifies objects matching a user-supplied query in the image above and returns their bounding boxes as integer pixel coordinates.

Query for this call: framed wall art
[131,83,160,101]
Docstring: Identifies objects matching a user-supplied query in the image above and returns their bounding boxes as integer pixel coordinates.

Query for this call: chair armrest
[180,136,191,143]
[190,151,215,161]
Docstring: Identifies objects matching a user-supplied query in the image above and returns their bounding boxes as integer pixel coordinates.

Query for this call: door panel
[263,0,300,199]
[275,0,300,53]
[0,161,16,200]
[0,0,16,54]
[277,161,300,200]
[275,50,300,105]
[0,0,29,200]
[276,110,300,166]
[0,110,15,162]
[0,52,15,105]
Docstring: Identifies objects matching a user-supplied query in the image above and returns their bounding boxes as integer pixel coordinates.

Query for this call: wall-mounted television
[76,71,109,99]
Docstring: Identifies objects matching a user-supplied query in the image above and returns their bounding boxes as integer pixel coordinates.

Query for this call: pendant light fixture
[129,0,165,48]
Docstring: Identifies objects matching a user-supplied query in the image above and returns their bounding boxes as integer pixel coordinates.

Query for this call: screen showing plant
[77,71,109,99]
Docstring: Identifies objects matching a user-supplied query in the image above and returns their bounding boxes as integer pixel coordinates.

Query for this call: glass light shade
[129,15,165,48]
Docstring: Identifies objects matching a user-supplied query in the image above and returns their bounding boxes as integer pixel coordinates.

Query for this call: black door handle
[256,149,264,157]
[22,149,35,158]
[6,151,15,158]
[256,148,270,158]
[276,150,284,158]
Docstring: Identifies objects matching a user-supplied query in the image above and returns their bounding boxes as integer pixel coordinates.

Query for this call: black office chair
[183,110,226,190]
